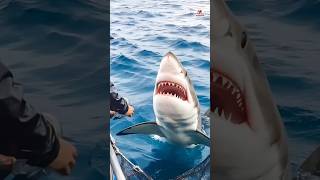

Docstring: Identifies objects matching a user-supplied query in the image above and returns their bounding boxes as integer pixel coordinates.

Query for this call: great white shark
[117,52,210,147]
[211,0,320,179]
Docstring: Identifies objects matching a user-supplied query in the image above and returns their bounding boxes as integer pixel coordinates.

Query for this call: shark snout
[158,52,184,75]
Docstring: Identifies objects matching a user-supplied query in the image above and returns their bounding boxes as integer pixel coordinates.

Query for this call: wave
[153,36,168,41]
[112,54,139,65]
[111,37,138,49]
[178,25,207,33]
[49,66,107,106]
[182,59,209,69]
[268,74,315,91]
[229,0,320,21]
[136,10,163,18]
[281,0,320,20]
[12,31,81,54]
[170,38,209,52]
[135,50,161,57]
[280,106,320,140]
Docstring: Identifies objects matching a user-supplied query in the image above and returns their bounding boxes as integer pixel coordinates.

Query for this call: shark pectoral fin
[299,145,320,176]
[116,121,165,137]
[186,130,210,147]
[205,109,211,117]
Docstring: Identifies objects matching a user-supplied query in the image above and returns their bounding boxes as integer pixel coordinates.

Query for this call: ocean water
[0,0,107,179]
[110,0,210,179]
[227,0,320,176]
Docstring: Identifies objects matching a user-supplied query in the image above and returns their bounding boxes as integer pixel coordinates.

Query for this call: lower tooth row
[159,92,182,99]
[213,107,232,121]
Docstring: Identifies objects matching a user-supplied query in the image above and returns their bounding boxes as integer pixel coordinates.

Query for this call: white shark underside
[117,52,210,147]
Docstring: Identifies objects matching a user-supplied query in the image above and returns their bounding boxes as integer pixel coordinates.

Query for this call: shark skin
[211,0,290,179]
[117,52,210,147]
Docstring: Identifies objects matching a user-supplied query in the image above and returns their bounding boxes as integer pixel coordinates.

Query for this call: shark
[211,0,320,179]
[117,52,210,147]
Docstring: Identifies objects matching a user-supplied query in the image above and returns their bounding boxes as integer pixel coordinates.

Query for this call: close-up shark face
[212,0,289,179]
[154,52,199,125]
[213,0,265,131]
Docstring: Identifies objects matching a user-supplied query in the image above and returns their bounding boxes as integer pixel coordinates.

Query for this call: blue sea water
[110,0,210,179]
[0,0,107,179]
[227,0,320,176]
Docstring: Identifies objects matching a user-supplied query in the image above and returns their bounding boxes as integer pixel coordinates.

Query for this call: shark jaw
[156,81,188,102]
[212,68,249,127]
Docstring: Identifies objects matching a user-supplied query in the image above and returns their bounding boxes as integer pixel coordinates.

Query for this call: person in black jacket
[110,82,134,117]
[0,61,77,178]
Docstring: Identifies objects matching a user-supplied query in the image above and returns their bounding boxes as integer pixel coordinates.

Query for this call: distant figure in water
[0,61,77,178]
[110,82,134,118]
[196,9,204,16]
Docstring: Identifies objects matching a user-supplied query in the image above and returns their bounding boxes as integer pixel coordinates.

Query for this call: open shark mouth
[211,69,249,126]
[156,81,188,101]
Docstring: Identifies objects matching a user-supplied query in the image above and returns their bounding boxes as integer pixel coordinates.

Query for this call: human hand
[110,111,116,116]
[0,154,16,170]
[49,138,77,175]
[125,105,135,117]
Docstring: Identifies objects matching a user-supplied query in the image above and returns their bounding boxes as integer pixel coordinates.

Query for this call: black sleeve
[110,82,129,114]
[0,62,60,167]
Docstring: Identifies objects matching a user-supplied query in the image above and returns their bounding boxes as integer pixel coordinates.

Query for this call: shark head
[153,52,200,131]
[212,0,289,179]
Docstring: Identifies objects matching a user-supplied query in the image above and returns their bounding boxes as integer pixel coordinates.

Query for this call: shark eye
[180,70,187,76]
[241,31,247,48]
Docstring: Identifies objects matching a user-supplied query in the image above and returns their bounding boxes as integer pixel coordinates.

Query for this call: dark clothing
[110,82,129,115]
[0,62,59,170]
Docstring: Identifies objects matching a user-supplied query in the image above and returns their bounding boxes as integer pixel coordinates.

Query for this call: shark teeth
[157,81,188,101]
[212,70,249,126]
[213,75,245,110]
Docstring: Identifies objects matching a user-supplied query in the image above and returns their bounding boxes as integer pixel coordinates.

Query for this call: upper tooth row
[213,73,245,111]
[214,75,240,95]
[158,82,183,90]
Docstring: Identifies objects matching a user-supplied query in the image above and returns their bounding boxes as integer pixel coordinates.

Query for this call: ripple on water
[135,50,161,57]
[170,38,209,52]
